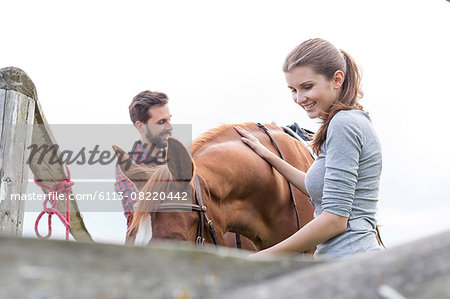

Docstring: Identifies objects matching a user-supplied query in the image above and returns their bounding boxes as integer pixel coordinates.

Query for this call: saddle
[282,122,316,159]
[284,122,315,142]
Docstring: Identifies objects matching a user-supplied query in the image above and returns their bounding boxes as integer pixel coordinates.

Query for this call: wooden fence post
[0,66,92,241]
[0,67,36,236]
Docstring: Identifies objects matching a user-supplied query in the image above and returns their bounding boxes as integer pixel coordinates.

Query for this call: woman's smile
[285,66,342,120]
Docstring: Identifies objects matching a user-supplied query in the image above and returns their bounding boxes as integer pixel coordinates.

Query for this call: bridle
[153,174,220,246]
[192,174,219,246]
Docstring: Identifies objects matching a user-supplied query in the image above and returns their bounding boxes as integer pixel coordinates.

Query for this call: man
[114,90,172,239]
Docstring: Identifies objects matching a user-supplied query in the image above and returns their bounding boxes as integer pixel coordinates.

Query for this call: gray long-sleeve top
[305,109,382,258]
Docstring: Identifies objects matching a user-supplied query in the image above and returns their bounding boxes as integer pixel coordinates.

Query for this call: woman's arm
[252,211,348,256]
[234,126,309,196]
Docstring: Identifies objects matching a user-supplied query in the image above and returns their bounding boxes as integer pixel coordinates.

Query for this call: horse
[113,122,315,252]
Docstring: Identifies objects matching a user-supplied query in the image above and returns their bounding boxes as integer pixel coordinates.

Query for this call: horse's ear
[112,145,154,191]
[166,137,193,181]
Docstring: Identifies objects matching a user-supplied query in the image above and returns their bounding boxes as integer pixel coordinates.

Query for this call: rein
[257,123,302,231]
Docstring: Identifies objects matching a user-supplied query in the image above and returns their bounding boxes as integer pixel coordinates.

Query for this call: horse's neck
[194,146,278,248]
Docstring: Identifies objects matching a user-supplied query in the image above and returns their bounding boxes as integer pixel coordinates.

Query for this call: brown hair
[129,90,169,125]
[283,38,364,155]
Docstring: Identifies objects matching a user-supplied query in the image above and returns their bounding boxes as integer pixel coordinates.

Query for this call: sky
[2,0,450,247]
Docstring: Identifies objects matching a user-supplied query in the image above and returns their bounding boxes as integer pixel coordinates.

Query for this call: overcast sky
[2,0,449,247]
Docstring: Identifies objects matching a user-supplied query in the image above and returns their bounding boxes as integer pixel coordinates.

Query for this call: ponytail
[310,49,364,156]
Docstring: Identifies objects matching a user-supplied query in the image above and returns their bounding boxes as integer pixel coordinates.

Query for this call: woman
[235,38,382,258]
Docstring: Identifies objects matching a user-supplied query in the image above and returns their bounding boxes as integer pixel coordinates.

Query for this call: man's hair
[129,90,169,125]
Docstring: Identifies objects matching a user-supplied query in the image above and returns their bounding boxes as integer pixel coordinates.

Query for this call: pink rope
[34,166,73,241]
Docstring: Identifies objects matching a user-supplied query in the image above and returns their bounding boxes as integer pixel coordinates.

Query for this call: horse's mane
[127,165,173,237]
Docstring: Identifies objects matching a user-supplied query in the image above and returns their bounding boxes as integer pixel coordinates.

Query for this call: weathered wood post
[0,67,36,236]
[0,66,92,241]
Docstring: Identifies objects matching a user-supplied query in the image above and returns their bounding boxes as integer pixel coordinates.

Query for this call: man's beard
[145,129,172,149]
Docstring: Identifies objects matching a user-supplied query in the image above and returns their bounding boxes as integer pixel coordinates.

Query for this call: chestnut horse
[114,123,315,252]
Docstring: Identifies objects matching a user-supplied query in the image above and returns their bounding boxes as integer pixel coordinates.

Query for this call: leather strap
[155,202,204,212]
[376,226,386,249]
[235,233,242,249]
[257,123,301,231]
[193,174,206,245]
[193,174,219,246]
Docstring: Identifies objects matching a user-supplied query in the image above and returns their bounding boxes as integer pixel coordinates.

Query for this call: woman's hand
[234,126,273,160]
[235,125,309,196]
